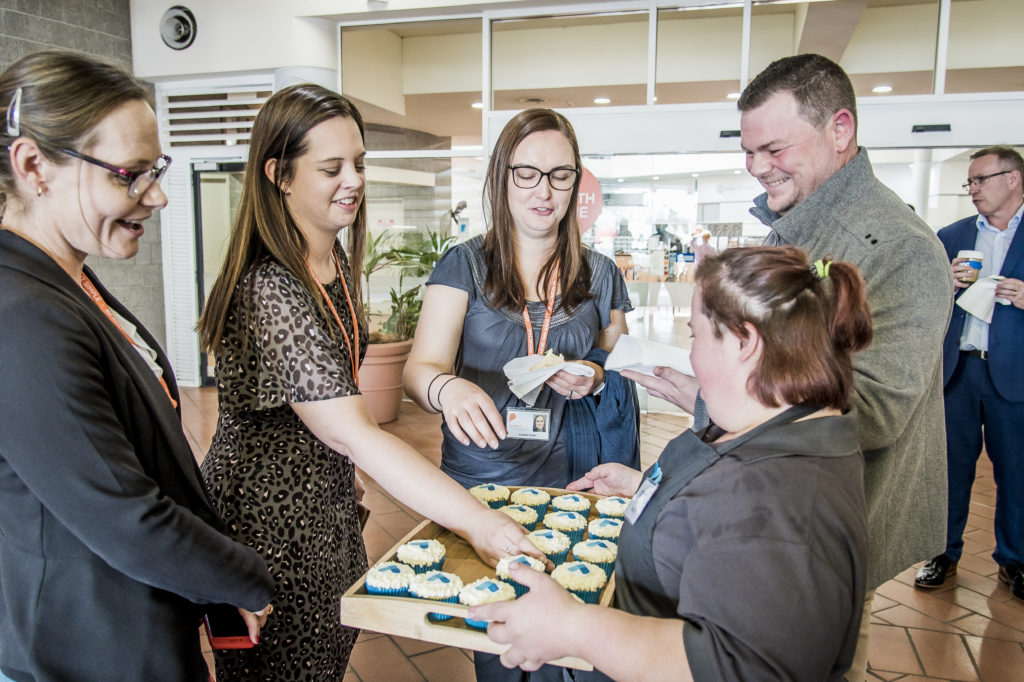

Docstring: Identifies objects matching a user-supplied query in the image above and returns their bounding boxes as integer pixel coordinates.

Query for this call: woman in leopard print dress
[196,84,539,680]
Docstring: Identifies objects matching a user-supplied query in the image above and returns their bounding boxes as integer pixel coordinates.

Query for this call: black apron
[613,404,819,619]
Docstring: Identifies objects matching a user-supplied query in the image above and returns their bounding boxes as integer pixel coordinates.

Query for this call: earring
[37,184,45,197]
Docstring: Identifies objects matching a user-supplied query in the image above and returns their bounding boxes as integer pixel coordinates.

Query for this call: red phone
[202,604,256,649]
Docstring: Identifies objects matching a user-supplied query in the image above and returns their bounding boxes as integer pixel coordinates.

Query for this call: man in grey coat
[626,54,953,680]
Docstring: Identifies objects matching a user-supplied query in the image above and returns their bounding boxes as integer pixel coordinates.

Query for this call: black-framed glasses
[60,148,172,199]
[508,164,579,191]
[962,170,1013,191]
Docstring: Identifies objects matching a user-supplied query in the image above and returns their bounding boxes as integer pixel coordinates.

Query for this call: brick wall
[1,0,167,347]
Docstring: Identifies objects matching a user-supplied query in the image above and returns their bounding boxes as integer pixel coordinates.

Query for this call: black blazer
[0,231,273,681]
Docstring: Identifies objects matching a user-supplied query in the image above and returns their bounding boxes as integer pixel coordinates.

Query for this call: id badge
[624,462,662,525]
[506,407,551,441]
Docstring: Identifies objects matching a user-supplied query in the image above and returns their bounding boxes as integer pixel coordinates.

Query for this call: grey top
[427,236,632,487]
[751,148,953,589]
[658,414,866,681]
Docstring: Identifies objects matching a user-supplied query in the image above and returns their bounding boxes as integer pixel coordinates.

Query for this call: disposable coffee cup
[957,250,983,283]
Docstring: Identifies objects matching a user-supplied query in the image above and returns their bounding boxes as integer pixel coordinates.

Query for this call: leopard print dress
[201,249,368,681]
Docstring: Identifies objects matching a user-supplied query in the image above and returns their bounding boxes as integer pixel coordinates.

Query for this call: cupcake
[571,539,617,578]
[365,561,414,596]
[595,496,630,519]
[499,504,539,530]
[496,554,547,597]
[469,483,510,509]
[551,493,592,517]
[510,487,551,518]
[543,511,587,545]
[396,538,446,573]
[409,570,463,622]
[526,528,570,566]
[551,561,608,604]
[459,578,516,629]
[587,517,624,543]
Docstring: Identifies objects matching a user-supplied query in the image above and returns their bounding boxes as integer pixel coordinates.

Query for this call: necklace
[306,251,360,386]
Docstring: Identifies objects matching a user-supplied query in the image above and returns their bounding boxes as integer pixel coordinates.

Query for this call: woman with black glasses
[0,51,274,681]
[404,109,636,680]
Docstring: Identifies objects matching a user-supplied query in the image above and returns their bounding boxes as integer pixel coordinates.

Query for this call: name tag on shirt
[506,407,551,441]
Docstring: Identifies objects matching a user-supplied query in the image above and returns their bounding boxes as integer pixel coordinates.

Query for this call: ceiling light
[872,85,893,94]
[652,176,660,181]
[726,92,741,100]
[594,97,611,105]
[734,170,742,174]
[691,173,699,178]
[617,178,624,182]
[471,102,483,109]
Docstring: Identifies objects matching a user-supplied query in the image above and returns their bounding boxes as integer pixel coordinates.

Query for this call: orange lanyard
[523,264,559,356]
[307,252,360,387]
[79,273,178,409]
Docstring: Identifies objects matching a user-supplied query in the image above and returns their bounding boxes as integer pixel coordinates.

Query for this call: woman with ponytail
[472,246,874,682]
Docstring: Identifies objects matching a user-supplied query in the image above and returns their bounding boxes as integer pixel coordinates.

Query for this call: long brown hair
[482,108,591,311]
[197,84,367,352]
[696,246,872,411]
[0,50,151,214]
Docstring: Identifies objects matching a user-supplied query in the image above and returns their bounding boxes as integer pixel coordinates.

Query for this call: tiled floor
[180,385,1023,682]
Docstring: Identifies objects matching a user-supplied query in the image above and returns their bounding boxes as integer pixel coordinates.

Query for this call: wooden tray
[340,487,617,671]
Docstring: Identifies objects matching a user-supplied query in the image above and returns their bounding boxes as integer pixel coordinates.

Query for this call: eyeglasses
[962,170,1013,191]
[60,148,172,199]
[508,165,579,191]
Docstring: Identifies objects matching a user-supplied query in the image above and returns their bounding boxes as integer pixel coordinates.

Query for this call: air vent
[911,124,951,133]
[161,87,271,147]
[719,130,740,138]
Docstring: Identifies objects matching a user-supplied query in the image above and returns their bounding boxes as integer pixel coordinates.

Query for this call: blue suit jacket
[936,214,1024,401]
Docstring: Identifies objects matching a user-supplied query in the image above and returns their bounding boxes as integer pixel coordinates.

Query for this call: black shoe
[914,555,957,589]
[997,563,1024,602]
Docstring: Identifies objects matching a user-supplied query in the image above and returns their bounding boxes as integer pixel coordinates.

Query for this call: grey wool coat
[752,148,954,589]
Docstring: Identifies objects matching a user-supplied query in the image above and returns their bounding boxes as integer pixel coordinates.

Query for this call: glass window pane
[656,6,742,105]
[341,19,483,147]
[492,12,648,110]
[750,0,940,98]
[947,0,1024,93]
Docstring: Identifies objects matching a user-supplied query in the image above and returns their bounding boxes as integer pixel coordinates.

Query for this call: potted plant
[359,228,456,423]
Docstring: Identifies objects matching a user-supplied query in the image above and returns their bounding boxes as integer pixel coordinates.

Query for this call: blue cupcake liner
[365,584,409,597]
[484,499,507,509]
[588,562,614,579]
[521,502,549,519]
[465,617,490,630]
[414,594,459,622]
[545,549,569,567]
[569,587,602,604]
[558,528,585,545]
[598,512,625,520]
[521,519,539,532]
[403,558,446,574]
[498,576,531,598]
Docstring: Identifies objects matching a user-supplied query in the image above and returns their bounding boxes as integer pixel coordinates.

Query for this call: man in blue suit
[915,146,1024,602]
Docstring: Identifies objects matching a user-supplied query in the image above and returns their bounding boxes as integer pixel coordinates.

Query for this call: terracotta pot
[360,339,414,424]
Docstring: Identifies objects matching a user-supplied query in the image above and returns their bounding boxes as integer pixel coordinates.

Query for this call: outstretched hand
[466,508,546,568]
[621,367,699,414]
[568,463,643,498]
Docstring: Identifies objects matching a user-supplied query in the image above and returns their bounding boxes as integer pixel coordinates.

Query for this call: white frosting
[510,488,551,505]
[409,570,463,599]
[526,528,570,554]
[551,494,591,514]
[551,561,608,591]
[459,578,516,606]
[365,561,414,590]
[543,511,587,532]
[595,496,630,516]
[470,483,510,503]
[572,539,617,565]
[397,538,446,566]
[588,517,623,539]
[496,554,546,580]
[499,504,538,526]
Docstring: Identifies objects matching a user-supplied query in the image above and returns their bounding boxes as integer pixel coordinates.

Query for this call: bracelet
[436,375,459,411]
[426,372,453,412]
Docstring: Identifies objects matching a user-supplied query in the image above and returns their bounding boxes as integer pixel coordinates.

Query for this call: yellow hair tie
[813,259,831,279]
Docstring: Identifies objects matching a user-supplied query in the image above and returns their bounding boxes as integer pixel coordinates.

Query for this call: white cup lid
[957,250,984,260]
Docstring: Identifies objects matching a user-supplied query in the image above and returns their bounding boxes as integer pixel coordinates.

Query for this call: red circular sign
[576,167,603,233]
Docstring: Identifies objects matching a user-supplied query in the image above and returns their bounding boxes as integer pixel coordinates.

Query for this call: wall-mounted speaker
[160,6,197,51]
